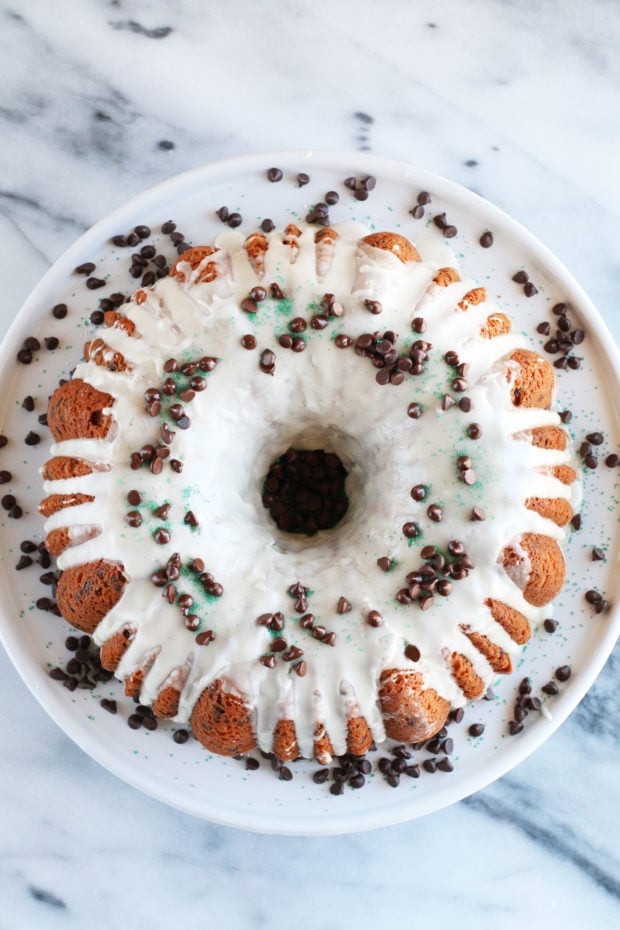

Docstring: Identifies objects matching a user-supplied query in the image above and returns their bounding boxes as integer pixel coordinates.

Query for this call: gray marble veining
[0,0,618,926]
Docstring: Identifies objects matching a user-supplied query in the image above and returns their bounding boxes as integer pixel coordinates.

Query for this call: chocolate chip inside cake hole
[262,448,349,536]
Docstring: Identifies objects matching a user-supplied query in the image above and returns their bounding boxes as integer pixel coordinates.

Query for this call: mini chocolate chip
[267,167,283,182]
[402,521,419,538]
[404,644,421,662]
[377,556,392,572]
[479,231,494,248]
[555,665,571,682]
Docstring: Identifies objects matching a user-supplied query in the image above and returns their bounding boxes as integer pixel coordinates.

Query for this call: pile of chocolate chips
[354,330,431,386]
[262,448,349,535]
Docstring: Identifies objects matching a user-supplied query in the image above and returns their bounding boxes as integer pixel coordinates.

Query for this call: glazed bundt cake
[40,223,578,762]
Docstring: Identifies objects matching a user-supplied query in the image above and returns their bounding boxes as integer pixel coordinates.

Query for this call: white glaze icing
[42,223,579,758]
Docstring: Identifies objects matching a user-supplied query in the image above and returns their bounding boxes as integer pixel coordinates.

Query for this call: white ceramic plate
[0,152,618,835]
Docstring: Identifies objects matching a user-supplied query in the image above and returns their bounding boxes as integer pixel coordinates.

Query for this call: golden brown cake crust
[41,456,96,481]
[451,653,486,700]
[378,668,450,742]
[480,312,511,339]
[273,719,299,762]
[313,724,334,765]
[39,492,95,518]
[153,685,181,719]
[464,630,512,674]
[502,533,566,607]
[509,349,555,409]
[170,246,219,283]
[48,379,114,443]
[100,627,134,671]
[55,559,128,634]
[526,426,569,450]
[45,526,101,557]
[190,679,256,756]
[486,599,531,645]
[525,496,573,526]
[361,232,421,263]
[346,716,373,756]
[544,464,578,485]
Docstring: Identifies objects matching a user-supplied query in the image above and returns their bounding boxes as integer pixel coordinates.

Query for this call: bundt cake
[40,223,578,762]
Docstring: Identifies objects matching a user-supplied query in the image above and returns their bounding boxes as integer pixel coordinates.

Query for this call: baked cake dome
[40,223,578,762]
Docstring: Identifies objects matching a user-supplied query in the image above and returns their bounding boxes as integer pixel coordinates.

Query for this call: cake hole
[262,448,349,536]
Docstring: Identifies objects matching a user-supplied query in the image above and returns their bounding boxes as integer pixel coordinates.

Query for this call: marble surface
[0,0,618,926]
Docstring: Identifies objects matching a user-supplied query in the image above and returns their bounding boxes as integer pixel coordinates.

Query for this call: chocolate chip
[153,527,171,544]
[367,610,383,627]
[426,504,442,522]
[542,681,559,696]
[228,213,242,228]
[407,402,422,419]
[270,283,286,300]
[512,270,529,284]
[377,556,392,572]
[402,521,419,538]
[241,334,257,350]
[555,665,571,682]
[24,431,40,446]
[479,231,494,248]
[337,597,351,614]
[52,303,68,319]
[259,349,276,375]
[404,644,421,662]
[523,282,538,297]
[605,454,619,467]
[267,167,283,182]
